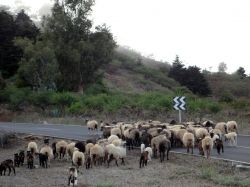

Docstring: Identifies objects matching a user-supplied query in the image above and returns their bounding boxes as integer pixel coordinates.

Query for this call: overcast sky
[1,0,250,74]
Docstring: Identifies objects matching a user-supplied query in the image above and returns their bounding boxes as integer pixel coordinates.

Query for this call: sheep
[27,141,38,155]
[105,144,126,167]
[39,153,48,168]
[226,121,238,133]
[14,153,20,167]
[139,151,149,168]
[124,128,140,150]
[0,159,15,176]
[112,139,125,147]
[90,144,104,166]
[214,122,227,134]
[140,131,152,148]
[147,127,161,137]
[202,135,213,159]
[85,143,94,155]
[68,167,78,186]
[159,139,171,162]
[85,155,91,169]
[175,129,188,147]
[102,126,112,138]
[108,135,119,144]
[224,132,237,146]
[197,138,204,156]
[140,143,153,162]
[151,135,168,158]
[75,142,85,153]
[110,127,122,138]
[210,128,222,139]
[86,119,98,134]
[203,120,215,128]
[195,128,209,140]
[72,150,85,170]
[66,142,76,160]
[26,151,34,169]
[40,145,54,167]
[19,150,25,166]
[182,132,195,154]
[56,140,68,159]
[214,139,224,155]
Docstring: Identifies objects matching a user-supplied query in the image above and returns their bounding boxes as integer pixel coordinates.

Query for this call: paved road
[0,122,249,163]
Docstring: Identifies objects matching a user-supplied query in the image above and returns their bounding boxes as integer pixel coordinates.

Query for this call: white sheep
[27,141,38,155]
[210,128,222,139]
[72,149,85,169]
[202,135,213,159]
[40,145,54,167]
[112,139,125,147]
[182,132,195,154]
[110,127,122,138]
[56,140,68,159]
[90,144,104,166]
[66,142,75,160]
[226,121,238,133]
[224,132,237,146]
[107,135,119,144]
[141,144,152,162]
[151,135,168,158]
[86,119,98,134]
[105,144,126,167]
[214,122,227,134]
[195,128,209,139]
[85,143,94,155]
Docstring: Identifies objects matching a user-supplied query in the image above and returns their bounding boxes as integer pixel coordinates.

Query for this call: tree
[15,38,60,90]
[236,67,246,79]
[42,0,116,91]
[218,62,227,73]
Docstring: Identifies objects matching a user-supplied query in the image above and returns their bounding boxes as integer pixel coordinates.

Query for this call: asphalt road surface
[0,122,249,163]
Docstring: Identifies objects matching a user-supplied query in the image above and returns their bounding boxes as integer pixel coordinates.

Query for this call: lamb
[202,135,213,159]
[105,144,126,167]
[110,127,122,138]
[159,139,171,162]
[86,119,98,134]
[40,145,54,167]
[214,122,227,134]
[226,121,238,133]
[182,132,195,154]
[66,142,76,160]
[214,139,224,155]
[90,144,104,166]
[27,141,38,155]
[151,135,168,158]
[72,149,85,170]
[139,151,149,168]
[224,132,237,146]
[68,167,78,186]
[0,159,15,176]
[85,143,94,155]
[195,128,209,140]
[56,140,68,159]
[140,143,153,162]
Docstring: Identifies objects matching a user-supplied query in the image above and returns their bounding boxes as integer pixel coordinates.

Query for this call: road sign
[173,96,186,111]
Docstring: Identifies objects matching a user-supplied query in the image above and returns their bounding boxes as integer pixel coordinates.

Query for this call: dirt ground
[0,134,249,187]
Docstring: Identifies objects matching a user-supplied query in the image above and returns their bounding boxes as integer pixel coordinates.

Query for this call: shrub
[29,91,54,111]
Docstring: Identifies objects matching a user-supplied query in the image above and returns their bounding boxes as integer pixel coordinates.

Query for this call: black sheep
[159,139,171,162]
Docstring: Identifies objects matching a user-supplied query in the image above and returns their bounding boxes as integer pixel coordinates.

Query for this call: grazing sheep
[85,143,94,155]
[139,151,149,168]
[195,128,209,140]
[224,132,237,146]
[159,139,171,162]
[108,135,119,144]
[66,142,76,160]
[90,144,104,166]
[151,135,168,158]
[202,136,213,159]
[40,145,54,167]
[214,122,227,134]
[111,127,122,138]
[75,142,85,153]
[214,139,224,155]
[72,150,85,170]
[27,142,38,155]
[0,159,15,176]
[226,121,238,133]
[182,132,195,154]
[105,144,126,167]
[86,119,98,134]
[56,140,68,159]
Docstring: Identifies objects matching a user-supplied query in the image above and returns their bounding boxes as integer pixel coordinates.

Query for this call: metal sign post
[173,96,186,123]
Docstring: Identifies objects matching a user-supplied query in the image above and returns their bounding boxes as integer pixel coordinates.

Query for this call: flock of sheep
[0,119,238,184]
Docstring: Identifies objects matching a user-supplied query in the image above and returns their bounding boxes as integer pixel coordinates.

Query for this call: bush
[219,91,234,103]
[84,82,108,95]
[231,98,250,110]
[29,91,54,111]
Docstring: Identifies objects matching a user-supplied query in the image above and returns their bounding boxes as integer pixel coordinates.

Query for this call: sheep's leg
[115,159,118,167]
[121,158,125,165]
[7,166,11,176]
[11,166,15,175]
[191,146,194,154]
[167,149,170,160]
[222,144,224,153]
